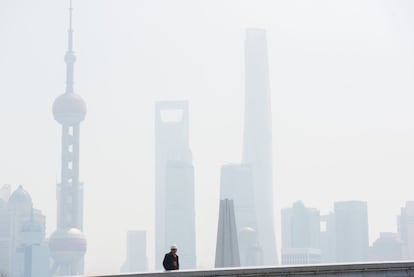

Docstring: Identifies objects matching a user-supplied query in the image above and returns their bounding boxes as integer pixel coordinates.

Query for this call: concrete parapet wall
[89,261,414,277]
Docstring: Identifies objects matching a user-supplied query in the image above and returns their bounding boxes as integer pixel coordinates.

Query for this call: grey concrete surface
[88,261,414,277]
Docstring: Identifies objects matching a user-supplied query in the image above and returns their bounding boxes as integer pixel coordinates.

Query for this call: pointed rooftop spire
[68,0,73,51]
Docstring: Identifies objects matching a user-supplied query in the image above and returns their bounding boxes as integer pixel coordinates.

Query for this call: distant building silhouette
[319,213,336,263]
[334,201,369,262]
[121,230,148,273]
[154,101,196,269]
[49,1,87,275]
[369,232,403,261]
[220,164,260,266]
[0,185,49,277]
[398,201,414,259]
[164,160,196,269]
[281,201,321,265]
[215,199,240,268]
[243,28,278,265]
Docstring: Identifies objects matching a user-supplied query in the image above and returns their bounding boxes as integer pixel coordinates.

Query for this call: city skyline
[1,0,414,275]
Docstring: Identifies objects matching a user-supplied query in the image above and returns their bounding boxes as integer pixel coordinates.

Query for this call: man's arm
[162,254,169,270]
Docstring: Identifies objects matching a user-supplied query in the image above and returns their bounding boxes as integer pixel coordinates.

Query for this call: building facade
[121,230,148,273]
[334,201,369,262]
[398,201,414,259]
[215,199,240,268]
[220,164,260,266]
[281,201,321,265]
[243,28,277,265]
[369,232,403,261]
[154,101,196,269]
[164,160,196,269]
[0,185,48,277]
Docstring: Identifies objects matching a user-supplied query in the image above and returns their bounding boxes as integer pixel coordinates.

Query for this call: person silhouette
[162,245,179,271]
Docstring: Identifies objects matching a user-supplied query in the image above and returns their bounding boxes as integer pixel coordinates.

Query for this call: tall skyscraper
[398,201,414,259]
[49,1,87,275]
[281,201,321,265]
[243,28,278,265]
[334,201,369,262]
[155,101,196,269]
[215,199,240,268]
[220,164,260,266]
[121,230,148,273]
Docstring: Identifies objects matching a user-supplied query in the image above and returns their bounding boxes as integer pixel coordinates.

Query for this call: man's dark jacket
[163,252,179,270]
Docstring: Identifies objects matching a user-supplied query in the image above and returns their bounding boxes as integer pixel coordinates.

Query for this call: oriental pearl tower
[48,1,87,275]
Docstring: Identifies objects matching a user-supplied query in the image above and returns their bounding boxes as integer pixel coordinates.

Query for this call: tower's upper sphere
[53,92,87,125]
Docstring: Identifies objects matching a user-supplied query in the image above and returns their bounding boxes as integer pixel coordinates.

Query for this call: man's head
[170,245,177,253]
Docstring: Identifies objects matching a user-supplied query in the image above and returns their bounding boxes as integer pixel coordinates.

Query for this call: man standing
[163,245,179,271]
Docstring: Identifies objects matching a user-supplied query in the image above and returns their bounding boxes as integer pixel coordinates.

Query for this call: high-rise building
[281,201,321,265]
[369,232,403,261]
[121,230,148,273]
[0,185,48,277]
[0,185,10,206]
[319,213,336,263]
[243,28,277,265]
[220,164,260,266]
[155,101,196,269]
[14,216,49,277]
[164,160,196,269]
[398,201,414,259]
[215,199,240,268]
[334,201,369,262]
[49,1,87,275]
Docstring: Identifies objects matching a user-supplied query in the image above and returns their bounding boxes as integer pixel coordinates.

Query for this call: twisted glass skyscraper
[243,28,278,265]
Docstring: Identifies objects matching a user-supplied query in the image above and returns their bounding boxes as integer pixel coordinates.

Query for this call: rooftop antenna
[65,0,75,93]
[68,0,73,51]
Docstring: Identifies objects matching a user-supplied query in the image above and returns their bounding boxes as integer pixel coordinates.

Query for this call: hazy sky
[1,0,414,275]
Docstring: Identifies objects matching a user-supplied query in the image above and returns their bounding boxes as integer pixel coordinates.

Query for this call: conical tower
[215,199,240,268]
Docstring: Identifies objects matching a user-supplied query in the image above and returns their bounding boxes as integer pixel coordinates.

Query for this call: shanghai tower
[242,28,278,265]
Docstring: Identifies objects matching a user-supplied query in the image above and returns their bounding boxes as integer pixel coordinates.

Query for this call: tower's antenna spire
[68,0,73,51]
[65,0,76,93]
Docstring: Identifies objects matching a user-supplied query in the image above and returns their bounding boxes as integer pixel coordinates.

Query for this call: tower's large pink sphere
[48,228,87,263]
[53,92,87,125]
